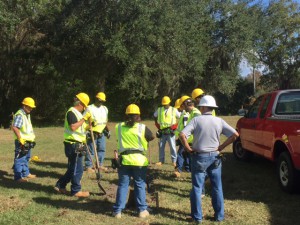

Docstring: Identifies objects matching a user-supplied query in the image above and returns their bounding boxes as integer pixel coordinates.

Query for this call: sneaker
[74,191,90,198]
[16,178,28,183]
[112,212,122,218]
[26,174,37,179]
[155,162,163,166]
[86,168,95,173]
[174,171,181,178]
[139,210,150,218]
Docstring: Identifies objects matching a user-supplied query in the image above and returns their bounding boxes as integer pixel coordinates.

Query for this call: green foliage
[1,0,300,126]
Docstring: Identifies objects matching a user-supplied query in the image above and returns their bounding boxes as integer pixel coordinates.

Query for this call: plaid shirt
[13,109,25,128]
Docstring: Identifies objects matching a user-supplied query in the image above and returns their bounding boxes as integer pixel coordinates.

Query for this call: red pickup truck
[233,89,300,193]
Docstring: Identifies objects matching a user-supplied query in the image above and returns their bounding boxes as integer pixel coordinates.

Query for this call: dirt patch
[0,195,26,213]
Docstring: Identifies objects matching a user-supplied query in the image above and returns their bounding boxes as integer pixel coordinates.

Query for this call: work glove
[83,112,91,121]
[19,138,26,145]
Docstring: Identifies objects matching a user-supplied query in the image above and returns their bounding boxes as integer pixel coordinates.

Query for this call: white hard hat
[198,95,218,108]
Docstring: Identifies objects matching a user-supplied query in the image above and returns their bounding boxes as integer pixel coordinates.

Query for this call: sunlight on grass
[1,117,299,225]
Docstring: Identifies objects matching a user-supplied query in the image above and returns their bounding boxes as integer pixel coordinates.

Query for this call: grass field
[1,116,299,225]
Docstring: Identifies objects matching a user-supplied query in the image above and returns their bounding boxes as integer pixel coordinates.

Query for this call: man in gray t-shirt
[179,95,239,223]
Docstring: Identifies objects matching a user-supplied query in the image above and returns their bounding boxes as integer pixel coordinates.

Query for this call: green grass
[1,116,299,225]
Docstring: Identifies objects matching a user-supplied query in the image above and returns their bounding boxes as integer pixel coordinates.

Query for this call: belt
[192,151,219,156]
[121,150,144,155]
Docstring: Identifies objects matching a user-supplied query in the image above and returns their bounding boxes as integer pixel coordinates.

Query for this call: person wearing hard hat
[179,95,239,223]
[192,88,216,116]
[174,96,201,178]
[113,104,154,219]
[154,96,180,167]
[54,92,91,198]
[11,97,37,182]
[84,92,110,172]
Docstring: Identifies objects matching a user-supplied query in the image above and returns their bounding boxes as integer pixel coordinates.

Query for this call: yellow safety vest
[116,122,148,166]
[157,106,177,129]
[87,104,108,133]
[186,107,201,143]
[64,107,86,143]
[14,109,35,141]
[175,110,189,137]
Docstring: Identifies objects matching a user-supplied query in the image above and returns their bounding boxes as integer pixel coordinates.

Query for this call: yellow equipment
[161,96,171,105]
[174,98,181,109]
[126,104,140,115]
[96,92,106,102]
[76,92,90,107]
[22,97,36,108]
[191,88,205,100]
[180,95,191,106]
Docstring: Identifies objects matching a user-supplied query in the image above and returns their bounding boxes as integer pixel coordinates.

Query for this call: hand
[19,138,26,145]
[83,112,91,121]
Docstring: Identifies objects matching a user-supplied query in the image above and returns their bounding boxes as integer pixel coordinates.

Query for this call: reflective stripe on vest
[116,122,148,166]
[14,109,35,141]
[88,104,108,133]
[64,107,86,143]
[157,106,176,129]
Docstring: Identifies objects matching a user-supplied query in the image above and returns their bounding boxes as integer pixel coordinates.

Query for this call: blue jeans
[113,165,148,213]
[85,135,106,167]
[176,144,191,172]
[190,152,224,222]
[158,134,177,163]
[14,140,31,180]
[56,142,84,195]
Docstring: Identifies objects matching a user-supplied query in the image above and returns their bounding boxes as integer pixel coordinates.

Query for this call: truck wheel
[277,152,299,193]
[232,138,253,161]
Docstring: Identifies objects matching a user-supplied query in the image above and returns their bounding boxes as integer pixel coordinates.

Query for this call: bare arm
[12,126,21,140]
[179,132,193,153]
[218,131,239,152]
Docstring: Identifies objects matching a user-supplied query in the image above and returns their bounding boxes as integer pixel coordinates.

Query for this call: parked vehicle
[233,89,300,193]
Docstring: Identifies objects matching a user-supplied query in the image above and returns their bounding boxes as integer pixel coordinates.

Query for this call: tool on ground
[88,122,106,194]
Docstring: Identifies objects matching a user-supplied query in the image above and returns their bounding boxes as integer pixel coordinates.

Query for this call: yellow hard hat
[96,92,106,102]
[31,155,42,162]
[76,92,90,107]
[180,95,192,106]
[174,98,181,109]
[191,88,205,100]
[22,97,36,108]
[161,96,171,105]
[126,104,140,115]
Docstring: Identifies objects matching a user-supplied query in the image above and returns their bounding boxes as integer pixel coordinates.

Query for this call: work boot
[26,174,37,179]
[16,178,28,183]
[86,167,95,173]
[99,166,108,172]
[174,171,181,178]
[54,185,69,195]
[155,162,162,166]
[112,212,122,218]
[74,191,90,198]
[139,210,150,218]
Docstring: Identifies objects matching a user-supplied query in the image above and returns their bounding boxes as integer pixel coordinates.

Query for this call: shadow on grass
[221,152,300,225]
[33,196,114,215]
[30,161,67,169]
[0,169,58,194]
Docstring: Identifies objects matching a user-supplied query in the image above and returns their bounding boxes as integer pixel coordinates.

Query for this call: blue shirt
[13,109,26,128]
